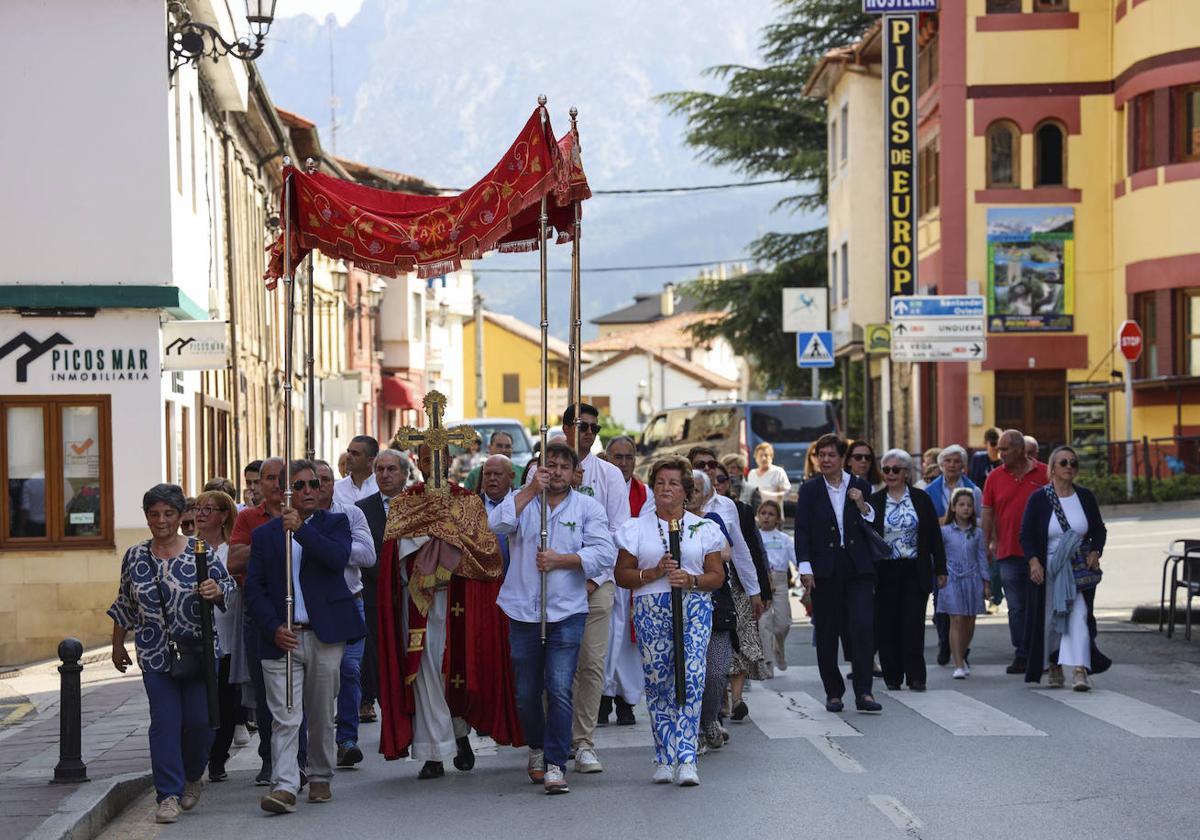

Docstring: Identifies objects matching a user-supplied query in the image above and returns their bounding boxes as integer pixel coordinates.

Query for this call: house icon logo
[0,332,73,382]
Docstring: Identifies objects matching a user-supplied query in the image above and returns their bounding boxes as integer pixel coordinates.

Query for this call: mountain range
[257,0,820,338]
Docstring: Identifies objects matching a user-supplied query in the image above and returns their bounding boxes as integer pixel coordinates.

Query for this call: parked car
[444,417,536,481]
[634,399,838,517]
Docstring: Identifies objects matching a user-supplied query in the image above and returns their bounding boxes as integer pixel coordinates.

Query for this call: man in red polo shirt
[982,430,1048,675]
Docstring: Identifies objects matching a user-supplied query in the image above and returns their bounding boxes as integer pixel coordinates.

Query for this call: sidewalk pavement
[0,646,155,840]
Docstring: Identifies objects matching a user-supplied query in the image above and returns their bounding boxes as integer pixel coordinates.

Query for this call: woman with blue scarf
[1020,445,1109,690]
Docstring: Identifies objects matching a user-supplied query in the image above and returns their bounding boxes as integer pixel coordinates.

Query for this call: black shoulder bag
[154,561,205,681]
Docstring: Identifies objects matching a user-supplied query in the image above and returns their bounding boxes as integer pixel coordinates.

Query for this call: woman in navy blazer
[1019,446,1109,687]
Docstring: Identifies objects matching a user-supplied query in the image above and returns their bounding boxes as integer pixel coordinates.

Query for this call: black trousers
[208,654,241,771]
[360,575,379,706]
[812,563,876,701]
[875,563,930,687]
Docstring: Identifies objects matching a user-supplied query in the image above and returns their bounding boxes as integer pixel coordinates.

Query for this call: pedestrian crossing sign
[796,331,835,368]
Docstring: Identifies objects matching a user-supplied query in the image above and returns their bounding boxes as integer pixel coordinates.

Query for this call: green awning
[0,285,207,320]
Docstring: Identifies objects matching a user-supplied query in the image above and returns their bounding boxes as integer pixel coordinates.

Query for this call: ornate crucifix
[390,390,479,496]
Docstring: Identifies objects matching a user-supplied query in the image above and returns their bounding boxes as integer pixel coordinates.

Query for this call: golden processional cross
[390,391,479,497]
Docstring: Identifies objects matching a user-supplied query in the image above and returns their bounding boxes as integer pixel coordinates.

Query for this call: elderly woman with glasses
[1020,445,1109,691]
[108,484,234,824]
[869,450,947,692]
[193,489,246,783]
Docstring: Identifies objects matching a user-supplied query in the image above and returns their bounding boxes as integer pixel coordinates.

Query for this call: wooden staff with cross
[390,391,479,496]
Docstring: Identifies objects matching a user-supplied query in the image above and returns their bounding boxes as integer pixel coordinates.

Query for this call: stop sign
[1119,320,1143,363]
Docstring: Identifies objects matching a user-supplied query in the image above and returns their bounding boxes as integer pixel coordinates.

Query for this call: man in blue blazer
[245,459,366,814]
[794,434,882,713]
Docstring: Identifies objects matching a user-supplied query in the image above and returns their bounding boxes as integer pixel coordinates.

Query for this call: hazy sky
[278,0,364,26]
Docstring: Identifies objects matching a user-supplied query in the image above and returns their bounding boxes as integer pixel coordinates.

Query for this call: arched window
[1035,121,1066,186]
[986,121,1020,188]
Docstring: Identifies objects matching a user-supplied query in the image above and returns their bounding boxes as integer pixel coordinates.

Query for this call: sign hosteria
[863,0,938,12]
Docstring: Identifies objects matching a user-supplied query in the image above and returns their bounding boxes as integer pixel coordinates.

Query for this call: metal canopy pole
[569,106,583,463]
[537,95,550,644]
[304,158,317,461]
[280,160,296,710]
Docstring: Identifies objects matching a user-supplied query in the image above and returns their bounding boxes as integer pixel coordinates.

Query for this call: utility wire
[474,258,755,274]
[435,177,792,195]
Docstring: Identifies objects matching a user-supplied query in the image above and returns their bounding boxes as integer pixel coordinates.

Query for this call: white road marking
[1036,689,1200,738]
[751,689,863,739]
[881,689,1046,736]
[868,794,924,837]
[805,735,865,773]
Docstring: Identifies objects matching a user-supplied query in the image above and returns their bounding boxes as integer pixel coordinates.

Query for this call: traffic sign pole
[1118,320,1143,500]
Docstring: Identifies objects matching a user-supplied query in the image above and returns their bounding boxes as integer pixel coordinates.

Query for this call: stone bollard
[52,637,89,784]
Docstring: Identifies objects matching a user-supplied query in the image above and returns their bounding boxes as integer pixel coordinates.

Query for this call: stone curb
[25,771,154,840]
[1100,499,1200,519]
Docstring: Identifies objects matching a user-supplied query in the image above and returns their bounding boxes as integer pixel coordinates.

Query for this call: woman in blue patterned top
[108,483,233,825]
[869,450,947,692]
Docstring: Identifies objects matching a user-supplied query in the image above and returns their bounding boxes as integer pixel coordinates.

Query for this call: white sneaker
[574,748,602,773]
[652,763,674,784]
[676,763,700,786]
[543,764,569,794]
[964,662,971,676]
[952,667,967,679]
[233,724,251,747]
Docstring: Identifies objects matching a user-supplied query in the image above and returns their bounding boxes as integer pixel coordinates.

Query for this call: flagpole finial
[283,155,292,166]
[537,94,547,106]
[305,157,317,173]
[569,106,578,119]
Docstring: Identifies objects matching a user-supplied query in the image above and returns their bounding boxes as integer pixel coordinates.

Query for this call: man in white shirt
[333,435,379,506]
[560,403,627,772]
[314,461,376,769]
[490,442,614,795]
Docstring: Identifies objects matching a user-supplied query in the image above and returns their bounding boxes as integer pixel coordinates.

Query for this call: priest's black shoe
[418,761,445,780]
[855,695,883,713]
[825,697,844,713]
[597,695,613,727]
[453,736,475,771]
[908,682,927,692]
[1006,657,1027,675]
[615,699,636,726]
[936,644,951,667]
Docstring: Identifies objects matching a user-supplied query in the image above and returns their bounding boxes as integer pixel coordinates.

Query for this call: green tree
[658,0,872,403]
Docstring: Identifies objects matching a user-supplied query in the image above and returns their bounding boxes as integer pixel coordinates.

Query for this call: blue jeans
[336,598,367,745]
[142,673,214,802]
[999,556,1030,659]
[509,613,586,769]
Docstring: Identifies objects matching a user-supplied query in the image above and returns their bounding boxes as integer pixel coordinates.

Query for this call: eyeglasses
[881,466,906,475]
[194,505,225,516]
[849,452,873,461]
[1057,458,1079,469]
[714,475,730,484]
[693,460,719,470]
[292,479,321,491]
[575,421,602,434]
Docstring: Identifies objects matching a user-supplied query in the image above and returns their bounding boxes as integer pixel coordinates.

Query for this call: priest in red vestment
[376,444,523,777]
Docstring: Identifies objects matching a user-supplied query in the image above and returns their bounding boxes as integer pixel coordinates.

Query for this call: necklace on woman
[655,516,674,555]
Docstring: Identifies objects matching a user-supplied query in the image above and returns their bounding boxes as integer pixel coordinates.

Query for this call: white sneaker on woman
[952,667,967,679]
[652,763,674,784]
[676,763,700,786]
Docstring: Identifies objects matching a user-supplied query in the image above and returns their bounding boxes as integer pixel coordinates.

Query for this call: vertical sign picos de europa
[884,14,918,299]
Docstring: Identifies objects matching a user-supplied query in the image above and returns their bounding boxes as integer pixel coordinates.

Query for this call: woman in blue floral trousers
[615,458,725,787]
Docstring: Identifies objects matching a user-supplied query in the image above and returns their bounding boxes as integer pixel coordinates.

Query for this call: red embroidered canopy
[265,106,591,287]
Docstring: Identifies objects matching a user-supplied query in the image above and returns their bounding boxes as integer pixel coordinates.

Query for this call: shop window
[986,0,1021,12]
[919,138,940,215]
[1173,84,1200,163]
[986,121,1020,188]
[1131,92,1156,173]
[1035,121,1066,186]
[1185,290,1200,377]
[1,396,112,549]
[1034,0,1068,10]
[502,373,520,404]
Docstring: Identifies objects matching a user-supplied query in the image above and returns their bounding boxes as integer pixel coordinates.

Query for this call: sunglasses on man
[292,479,321,491]
[575,421,602,434]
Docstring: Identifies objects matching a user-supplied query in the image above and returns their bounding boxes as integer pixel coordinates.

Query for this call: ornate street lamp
[168,1,278,76]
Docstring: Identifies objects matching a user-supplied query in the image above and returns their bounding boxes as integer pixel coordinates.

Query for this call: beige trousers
[571,580,615,750]
[758,571,793,669]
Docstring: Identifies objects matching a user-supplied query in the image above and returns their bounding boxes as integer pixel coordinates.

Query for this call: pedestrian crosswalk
[881,688,1047,736]
[1036,689,1200,738]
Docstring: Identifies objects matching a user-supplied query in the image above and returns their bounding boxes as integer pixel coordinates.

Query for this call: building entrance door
[994,370,1066,455]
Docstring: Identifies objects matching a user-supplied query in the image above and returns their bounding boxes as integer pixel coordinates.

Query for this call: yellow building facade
[812,0,1200,464]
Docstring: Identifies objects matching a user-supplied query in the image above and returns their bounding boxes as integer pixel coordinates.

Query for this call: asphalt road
[102,508,1200,840]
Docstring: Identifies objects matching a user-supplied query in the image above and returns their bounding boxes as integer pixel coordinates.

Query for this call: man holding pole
[244,460,364,814]
[490,441,614,794]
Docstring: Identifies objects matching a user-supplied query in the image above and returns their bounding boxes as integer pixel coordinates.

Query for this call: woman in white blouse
[614,457,726,787]
[745,443,791,508]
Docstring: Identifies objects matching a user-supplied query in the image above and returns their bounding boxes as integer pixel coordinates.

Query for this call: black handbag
[858,515,893,563]
[154,569,205,681]
[711,562,738,633]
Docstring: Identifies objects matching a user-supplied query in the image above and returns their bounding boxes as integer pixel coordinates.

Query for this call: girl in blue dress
[936,488,990,678]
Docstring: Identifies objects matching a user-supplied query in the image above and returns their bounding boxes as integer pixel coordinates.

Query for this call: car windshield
[749,403,835,444]
[448,423,531,457]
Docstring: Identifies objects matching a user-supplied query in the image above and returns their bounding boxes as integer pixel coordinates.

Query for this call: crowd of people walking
[107,414,1108,820]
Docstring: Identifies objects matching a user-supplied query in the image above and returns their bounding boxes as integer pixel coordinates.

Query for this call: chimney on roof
[660,283,675,317]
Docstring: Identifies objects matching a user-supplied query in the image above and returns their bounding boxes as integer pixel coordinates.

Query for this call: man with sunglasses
[244,460,365,814]
[982,429,1048,675]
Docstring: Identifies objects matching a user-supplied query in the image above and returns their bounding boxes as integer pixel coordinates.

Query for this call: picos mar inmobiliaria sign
[162,320,229,371]
[0,330,152,384]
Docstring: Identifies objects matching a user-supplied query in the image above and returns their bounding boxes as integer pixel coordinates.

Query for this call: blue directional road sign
[796,331,835,368]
